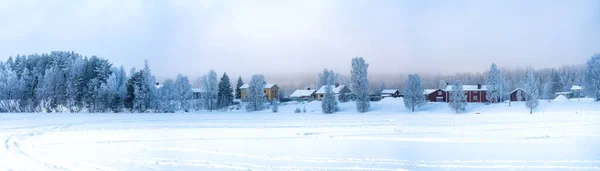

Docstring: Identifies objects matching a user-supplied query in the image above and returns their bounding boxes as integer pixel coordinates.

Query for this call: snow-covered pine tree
[550,71,563,98]
[174,74,193,112]
[217,73,234,110]
[524,67,539,114]
[486,63,503,103]
[245,74,266,112]
[142,60,157,112]
[235,76,244,100]
[584,54,600,101]
[350,57,370,113]
[321,69,338,114]
[125,69,149,112]
[403,74,425,112]
[449,80,467,113]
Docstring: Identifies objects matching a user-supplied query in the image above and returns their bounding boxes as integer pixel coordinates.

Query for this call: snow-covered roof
[424,89,439,95]
[446,85,487,91]
[240,83,277,89]
[315,85,348,94]
[155,85,163,89]
[381,89,399,94]
[571,85,582,90]
[290,90,315,98]
[510,88,523,94]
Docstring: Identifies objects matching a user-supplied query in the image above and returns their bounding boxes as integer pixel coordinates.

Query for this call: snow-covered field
[0,98,599,171]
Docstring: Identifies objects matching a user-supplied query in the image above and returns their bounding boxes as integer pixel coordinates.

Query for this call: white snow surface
[1,98,599,171]
[554,95,570,102]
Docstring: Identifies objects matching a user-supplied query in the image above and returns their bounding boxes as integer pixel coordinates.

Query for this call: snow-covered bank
[0,99,599,170]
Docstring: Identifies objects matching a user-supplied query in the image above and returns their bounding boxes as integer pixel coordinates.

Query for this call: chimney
[335,83,340,88]
[477,84,482,89]
[307,87,311,90]
[156,82,160,86]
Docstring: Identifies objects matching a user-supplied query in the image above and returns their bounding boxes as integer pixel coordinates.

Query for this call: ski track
[0,112,599,170]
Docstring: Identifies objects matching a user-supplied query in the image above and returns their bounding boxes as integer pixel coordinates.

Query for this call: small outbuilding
[290,89,316,101]
[381,89,400,98]
[510,88,527,101]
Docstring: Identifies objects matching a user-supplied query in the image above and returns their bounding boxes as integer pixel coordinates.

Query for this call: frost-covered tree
[584,54,600,101]
[541,82,552,101]
[550,71,563,98]
[271,100,279,113]
[125,64,156,113]
[235,76,244,100]
[486,63,503,103]
[438,80,447,89]
[499,77,510,102]
[0,64,21,112]
[141,60,157,111]
[217,73,234,109]
[157,79,177,113]
[37,64,67,112]
[18,68,35,112]
[403,74,425,112]
[524,67,539,114]
[321,69,338,114]
[449,80,467,113]
[245,74,266,112]
[174,74,193,112]
[125,70,142,112]
[350,57,370,113]
[202,70,219,111]
[100,70,126,113]
[66,57,85,111]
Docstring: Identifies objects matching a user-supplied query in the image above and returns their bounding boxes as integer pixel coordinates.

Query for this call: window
[438,91,442,96]
[474,96,478,101]
[436,97,444,102]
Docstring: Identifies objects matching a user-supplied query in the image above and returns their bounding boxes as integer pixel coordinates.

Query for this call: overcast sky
[1,0,599,80]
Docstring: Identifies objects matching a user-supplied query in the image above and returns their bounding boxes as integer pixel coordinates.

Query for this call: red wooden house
[424,89,447,102]
[445,84,488,103]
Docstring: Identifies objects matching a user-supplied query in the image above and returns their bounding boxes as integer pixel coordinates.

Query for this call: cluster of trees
[0,52,121,113]
[314,55,600,115]
[0,51,237,113]
[318,57,371,114]
[1,51,598,114]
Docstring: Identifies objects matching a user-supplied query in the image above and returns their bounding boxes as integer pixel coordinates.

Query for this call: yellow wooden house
[240,83,279,101]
